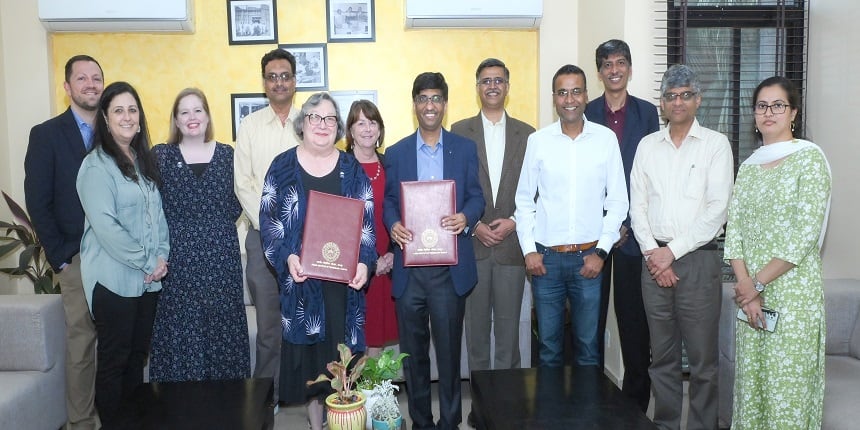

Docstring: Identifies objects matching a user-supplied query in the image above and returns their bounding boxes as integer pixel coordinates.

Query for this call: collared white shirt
[515,117,628,256]
[234,105,301,230]
[481,111,506,205]
[629,118,734,259]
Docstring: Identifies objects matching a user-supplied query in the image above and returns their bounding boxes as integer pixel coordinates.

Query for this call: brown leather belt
[548,241,598,253]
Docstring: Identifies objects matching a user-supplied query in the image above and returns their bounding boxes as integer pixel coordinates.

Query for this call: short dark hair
[475,58,510,81]
[92,81,160,186]
[345,100,385,153]
[260,49,296,77]
[552,64,587,92]
[411,72,448,101]
[752,76,803,142]
[595,39,632,70]
[64,55,103,83]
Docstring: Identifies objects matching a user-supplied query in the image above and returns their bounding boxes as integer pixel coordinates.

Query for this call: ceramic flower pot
[371,415,403,430]
[325,391,367,430]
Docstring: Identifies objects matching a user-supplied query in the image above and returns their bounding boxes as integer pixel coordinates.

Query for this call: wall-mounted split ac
[405,0,542,29]
[38,0,193,33]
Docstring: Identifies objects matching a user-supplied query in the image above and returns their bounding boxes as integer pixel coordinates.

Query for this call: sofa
[718,278,860,429]
[0,294,67,430]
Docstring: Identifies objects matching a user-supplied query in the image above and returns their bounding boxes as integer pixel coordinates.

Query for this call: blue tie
[81,123,93,151]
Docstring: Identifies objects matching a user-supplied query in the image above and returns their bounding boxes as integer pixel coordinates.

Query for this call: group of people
[23,38,829,430]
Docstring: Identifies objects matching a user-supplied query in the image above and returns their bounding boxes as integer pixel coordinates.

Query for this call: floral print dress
[724,146,830,429]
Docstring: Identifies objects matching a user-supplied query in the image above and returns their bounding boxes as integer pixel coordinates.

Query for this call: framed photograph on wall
[227,0,278,45]
[231,93,269,141]
[326,0,375,42]
[329,90,378,124]
[279,43,328,91]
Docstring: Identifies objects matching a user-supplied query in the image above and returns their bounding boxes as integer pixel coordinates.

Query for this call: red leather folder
[400,180,458,266]
[300,191,364,283]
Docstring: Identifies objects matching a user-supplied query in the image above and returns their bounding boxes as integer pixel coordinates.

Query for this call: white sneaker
[274,404,280,416]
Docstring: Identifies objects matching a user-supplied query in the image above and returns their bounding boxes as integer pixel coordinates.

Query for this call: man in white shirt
[451,58,535,428]
[629,64,734,430]
[514,64,628,367]
[234,48,301,405]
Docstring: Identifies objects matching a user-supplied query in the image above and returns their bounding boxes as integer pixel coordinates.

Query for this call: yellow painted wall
[50,0,538,148]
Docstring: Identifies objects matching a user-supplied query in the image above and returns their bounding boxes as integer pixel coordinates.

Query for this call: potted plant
[368,380,403,430]
[357,348,408,429]
[307,343,369,430]
[0,191,59,294]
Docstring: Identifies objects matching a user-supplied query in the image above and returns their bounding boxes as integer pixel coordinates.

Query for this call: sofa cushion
[823,355,860,430]
[0,295,64,371]
[851,311,860,360]
[0,371,67,430]
[824,279,860,356]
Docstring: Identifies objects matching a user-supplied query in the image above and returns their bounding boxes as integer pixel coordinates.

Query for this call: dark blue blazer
[585,94,659,256]
[24,108,89,271]
[383,129,484,298]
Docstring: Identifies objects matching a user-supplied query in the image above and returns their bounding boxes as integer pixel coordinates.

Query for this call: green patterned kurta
[724,145,830,429]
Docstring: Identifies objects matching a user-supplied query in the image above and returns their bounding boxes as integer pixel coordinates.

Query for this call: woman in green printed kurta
[724,76,831,429]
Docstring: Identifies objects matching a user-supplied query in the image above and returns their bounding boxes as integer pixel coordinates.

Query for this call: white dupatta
[742,139,832,249]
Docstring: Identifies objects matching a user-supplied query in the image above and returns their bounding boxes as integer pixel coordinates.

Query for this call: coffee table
[470,366,656,429]
[115,377,274,429]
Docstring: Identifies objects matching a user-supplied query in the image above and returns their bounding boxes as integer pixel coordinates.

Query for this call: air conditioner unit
[38,0,194,33]
[405,0,542,29]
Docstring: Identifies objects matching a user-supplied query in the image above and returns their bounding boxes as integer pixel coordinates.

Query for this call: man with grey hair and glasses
[629,64,733,429]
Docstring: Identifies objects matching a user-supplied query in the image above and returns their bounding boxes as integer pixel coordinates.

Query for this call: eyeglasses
[662,91,698,102]
[554,88,585,98]
[414,94,444,105]
[478,77,508,87]
[263,72,295,83]
[754,102,790,115]
[305,113,338,127]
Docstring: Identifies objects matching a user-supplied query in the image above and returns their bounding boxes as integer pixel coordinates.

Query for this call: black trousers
[92,283,158,427]
[598,251,652,412]
[395,266,466,430]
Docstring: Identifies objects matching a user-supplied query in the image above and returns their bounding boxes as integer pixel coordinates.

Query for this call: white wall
[0,0,53,293]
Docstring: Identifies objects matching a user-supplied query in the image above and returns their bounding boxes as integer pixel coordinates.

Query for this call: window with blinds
[654,0,809,168]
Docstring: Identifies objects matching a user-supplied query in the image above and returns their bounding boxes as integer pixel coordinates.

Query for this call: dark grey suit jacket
[451,112,535,265]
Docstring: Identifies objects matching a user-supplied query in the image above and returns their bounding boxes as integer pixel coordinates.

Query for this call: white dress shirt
[515,117,628,256]
[481,111,506,205]
[629,118,734,259]
[234,105,301,230]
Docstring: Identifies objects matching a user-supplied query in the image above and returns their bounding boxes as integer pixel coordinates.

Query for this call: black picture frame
[230,93,269,141]
[227,0,278,45]
[326,0,375,43]
[279,43,328,91]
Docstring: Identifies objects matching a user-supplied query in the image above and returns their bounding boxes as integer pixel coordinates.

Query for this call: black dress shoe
[467,410,477,428]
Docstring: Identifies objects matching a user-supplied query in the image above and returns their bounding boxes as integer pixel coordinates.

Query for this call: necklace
[367,160,382,181]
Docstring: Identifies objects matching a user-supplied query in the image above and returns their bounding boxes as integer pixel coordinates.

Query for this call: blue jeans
[531,244,602,367]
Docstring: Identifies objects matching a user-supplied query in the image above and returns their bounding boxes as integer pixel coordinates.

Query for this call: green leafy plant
[358,348,408,390]
[307,343,369,404]
[368,380,402,427]
[0,191,59,294]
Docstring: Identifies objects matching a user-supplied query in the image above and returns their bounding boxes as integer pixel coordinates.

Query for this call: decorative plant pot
[371,415,403,430]
[325,391,367,430]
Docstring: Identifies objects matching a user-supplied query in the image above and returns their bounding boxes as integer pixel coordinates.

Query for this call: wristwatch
[753,276,767,293]
[595,248,608,261]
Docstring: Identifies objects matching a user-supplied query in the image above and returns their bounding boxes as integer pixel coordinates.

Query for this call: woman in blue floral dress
[149,88,249,382]
[260,92,375,430]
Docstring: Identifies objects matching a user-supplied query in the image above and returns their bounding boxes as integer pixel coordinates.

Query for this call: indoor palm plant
[0,191,59,294]
[307,343,370,430]
[367,380,403,430]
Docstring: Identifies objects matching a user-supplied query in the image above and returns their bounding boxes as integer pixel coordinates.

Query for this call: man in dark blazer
[24,54,104,429]
[450,58,534,428]
[584,39,659,412]
[384,72,484,430]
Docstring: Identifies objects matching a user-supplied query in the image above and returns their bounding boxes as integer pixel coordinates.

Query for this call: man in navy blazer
[384,72,484,430]
[25,55,104,429]
[584,39,659,412]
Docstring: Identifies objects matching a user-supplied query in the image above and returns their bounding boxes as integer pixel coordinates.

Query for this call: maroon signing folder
[300,191,364,283]
[400,180,458,266]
